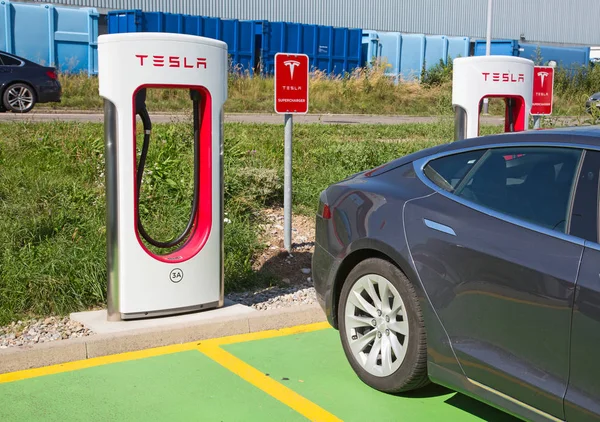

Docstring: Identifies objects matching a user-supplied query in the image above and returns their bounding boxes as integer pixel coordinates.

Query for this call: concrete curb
[0,304,328,375]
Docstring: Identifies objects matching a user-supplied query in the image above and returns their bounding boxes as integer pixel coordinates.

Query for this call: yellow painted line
[0,322,333,384]
[196,322,337,421]
[202,322,332,347]
[198,343,341,422]
[0,342,200,384]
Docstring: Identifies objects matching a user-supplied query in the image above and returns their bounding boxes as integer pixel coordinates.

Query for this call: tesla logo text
[537,71,549,87]
[135,55,207,69]
[482,72,525,83]
[284,60,301,79]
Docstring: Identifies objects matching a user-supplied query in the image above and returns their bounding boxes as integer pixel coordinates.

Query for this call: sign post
[274,53,309,252]
[531,66,555,129]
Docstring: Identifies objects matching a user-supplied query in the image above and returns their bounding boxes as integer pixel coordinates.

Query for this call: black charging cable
[507,98,515,132]
[135,89,201,250]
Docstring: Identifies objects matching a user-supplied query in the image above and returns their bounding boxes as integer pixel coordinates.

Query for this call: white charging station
[452,56,534,140]
[98,33,227,321]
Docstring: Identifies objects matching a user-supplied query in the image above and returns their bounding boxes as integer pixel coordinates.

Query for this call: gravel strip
[0,282,317,349]
[0,317,93,349]
[0,281,316,349]
[226,280,317,311]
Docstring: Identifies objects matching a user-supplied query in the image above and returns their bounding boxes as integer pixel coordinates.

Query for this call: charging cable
[135,89,201,250]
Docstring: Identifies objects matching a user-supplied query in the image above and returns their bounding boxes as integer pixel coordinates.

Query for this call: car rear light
[46,70,57,80]
[322,204,332,220]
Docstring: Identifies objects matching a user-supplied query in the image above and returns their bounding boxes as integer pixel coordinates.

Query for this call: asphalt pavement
[0,111,507,125]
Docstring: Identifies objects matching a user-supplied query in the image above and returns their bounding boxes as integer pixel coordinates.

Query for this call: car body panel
[313,164,434,328]
[565,245,600,421]
[403,191,581,419]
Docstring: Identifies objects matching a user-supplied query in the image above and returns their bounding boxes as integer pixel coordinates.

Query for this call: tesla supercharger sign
[274,53,309,251]
[531,66,555,115]
[274,53,309,114]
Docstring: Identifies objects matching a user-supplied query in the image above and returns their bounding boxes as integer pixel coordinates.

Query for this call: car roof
[445,125,600,152]
[364,126,600,178]
[452,125,600,152]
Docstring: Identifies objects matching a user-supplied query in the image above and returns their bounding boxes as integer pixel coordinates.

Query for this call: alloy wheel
[6,85,34,112]
[343,273,409,377]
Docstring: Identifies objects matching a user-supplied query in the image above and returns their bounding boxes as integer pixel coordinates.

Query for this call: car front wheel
[3,83,36,113]
[338,257,429,393]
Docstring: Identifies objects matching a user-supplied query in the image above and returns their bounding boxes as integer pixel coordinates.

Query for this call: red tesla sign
[274,53,309,114]
[531,66,554,115]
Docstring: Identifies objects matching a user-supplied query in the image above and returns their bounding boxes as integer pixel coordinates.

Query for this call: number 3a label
[169,268,184,283]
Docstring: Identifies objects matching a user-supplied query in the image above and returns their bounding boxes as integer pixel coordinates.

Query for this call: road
[0,111,583,126]
[0,111,505,125]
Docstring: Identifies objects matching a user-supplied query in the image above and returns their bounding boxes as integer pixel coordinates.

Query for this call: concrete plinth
[70,300,256,334]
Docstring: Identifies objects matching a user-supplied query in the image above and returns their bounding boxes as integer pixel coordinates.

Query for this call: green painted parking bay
[0,323,517,421]
[224,328,517,422]
[0,350,303,422]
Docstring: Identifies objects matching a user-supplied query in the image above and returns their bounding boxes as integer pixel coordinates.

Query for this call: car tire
[338,258,429,393]
[3,83,36,113]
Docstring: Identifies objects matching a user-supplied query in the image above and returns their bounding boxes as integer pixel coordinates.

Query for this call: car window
[425,147,582,233]
[423,149,486,192]
[0,54,21,66]
[569,150,600,242]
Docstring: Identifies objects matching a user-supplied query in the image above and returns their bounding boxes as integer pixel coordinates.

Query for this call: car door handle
[423,219,456,236]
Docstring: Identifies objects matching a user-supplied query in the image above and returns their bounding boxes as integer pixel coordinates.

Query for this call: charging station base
[70,300,255,334]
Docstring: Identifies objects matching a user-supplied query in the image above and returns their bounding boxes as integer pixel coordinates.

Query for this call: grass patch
[0,120,502,324]
[42,61,600,117]
[47,67,452,115]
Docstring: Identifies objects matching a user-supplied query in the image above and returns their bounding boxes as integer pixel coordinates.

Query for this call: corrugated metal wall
[14,0,600,46]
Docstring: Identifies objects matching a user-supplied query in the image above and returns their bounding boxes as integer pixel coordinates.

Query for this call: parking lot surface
[0,323,517,421]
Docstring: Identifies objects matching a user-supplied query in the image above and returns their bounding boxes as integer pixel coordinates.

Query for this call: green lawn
[0,120,502,324]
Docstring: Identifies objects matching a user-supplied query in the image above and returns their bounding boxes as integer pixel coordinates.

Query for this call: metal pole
[284,113,293,252]
[483,0,493,115]
[104,100,121,321]
[533,115,541,129]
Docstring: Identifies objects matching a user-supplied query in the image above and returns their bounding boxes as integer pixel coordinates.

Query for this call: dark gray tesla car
[313,126,600,421]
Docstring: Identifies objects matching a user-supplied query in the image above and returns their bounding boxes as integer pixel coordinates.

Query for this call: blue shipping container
[261,21,362,76]
[362,31,469,82]
[108,10,260,73]
[0,0,98,75]
[109,10,363,76]
[519,43,590,70]
[473,39,519,56]
[361,31,423,82]
[447,36,471,61]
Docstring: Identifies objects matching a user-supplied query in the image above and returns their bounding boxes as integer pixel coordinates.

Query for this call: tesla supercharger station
[452,56,534,140]
[98,33,227,321]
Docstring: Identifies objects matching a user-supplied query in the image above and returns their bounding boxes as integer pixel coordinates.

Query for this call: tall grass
[45,63,452,115]
[0,120,506,324]
[44,60,600,117]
